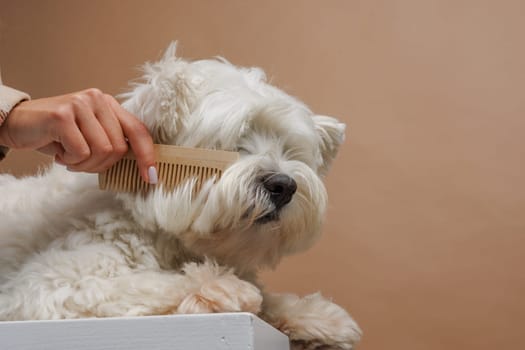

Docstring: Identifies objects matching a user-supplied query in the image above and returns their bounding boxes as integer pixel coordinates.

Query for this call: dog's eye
[283,147,312,164]
[237,147,250,154]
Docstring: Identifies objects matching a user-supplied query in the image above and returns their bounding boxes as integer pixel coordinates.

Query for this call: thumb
[37,142,65,160]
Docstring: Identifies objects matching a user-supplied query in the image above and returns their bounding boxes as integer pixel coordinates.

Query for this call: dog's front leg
[173,260,263,314]
[260,292,362,350]
[0,253,262,320]
[69,261,263,317]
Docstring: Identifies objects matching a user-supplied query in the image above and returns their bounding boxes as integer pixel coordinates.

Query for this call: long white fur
[0,43,361,349]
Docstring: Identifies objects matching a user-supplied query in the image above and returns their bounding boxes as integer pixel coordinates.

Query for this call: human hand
[0,88,157,183]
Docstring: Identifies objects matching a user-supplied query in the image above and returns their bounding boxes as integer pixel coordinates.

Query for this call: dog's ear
[313,115,346,175]
[120,42,195,144]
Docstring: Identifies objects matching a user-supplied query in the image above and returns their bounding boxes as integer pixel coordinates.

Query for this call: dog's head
[120,43,345,271]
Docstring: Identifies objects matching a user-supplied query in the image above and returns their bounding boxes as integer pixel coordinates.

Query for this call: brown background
[1,1,524,349]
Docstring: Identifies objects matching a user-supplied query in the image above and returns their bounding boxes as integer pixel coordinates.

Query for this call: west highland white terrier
[0,43,361,349]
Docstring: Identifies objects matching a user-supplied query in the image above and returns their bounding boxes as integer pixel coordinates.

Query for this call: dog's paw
[177,261,262,314]
[177,276,262,314]
[290,340,348,350]
[271,293,361,350]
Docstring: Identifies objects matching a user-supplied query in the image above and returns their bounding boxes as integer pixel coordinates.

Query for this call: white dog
[0,43,361,349]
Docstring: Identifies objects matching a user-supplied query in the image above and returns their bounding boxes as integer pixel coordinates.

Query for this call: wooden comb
[99,144,239,194]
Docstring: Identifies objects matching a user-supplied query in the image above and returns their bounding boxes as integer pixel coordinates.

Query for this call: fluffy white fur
[0,43,361,349]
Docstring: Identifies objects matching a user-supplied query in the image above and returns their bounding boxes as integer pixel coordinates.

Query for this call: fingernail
[148,166,158,184]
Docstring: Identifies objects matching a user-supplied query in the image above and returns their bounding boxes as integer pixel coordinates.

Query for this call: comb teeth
[99,145,239,194]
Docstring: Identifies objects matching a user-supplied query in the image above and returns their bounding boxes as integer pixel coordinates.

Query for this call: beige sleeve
[0,71,31,160]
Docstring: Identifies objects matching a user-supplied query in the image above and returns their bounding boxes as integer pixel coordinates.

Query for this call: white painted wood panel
[0,312,289,350]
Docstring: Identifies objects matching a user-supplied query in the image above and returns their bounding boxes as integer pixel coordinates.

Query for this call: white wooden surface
[0,312,290,350]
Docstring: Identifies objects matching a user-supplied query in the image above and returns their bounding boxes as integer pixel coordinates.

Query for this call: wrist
[0,85,30,126]
[0,102,21,148]
[0,85,30,153]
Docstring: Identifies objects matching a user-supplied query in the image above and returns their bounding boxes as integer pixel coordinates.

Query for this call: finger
[65,99,114,172]
[37,142,67,166]
[37,142,65,159]
[106,96,156,183]
[53,117,91,165]
[90,93,129,171]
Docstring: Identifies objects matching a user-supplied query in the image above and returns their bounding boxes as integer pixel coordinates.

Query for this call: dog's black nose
[263,174,297,210]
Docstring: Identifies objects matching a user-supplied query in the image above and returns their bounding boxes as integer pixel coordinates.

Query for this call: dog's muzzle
[256,173,297,223]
